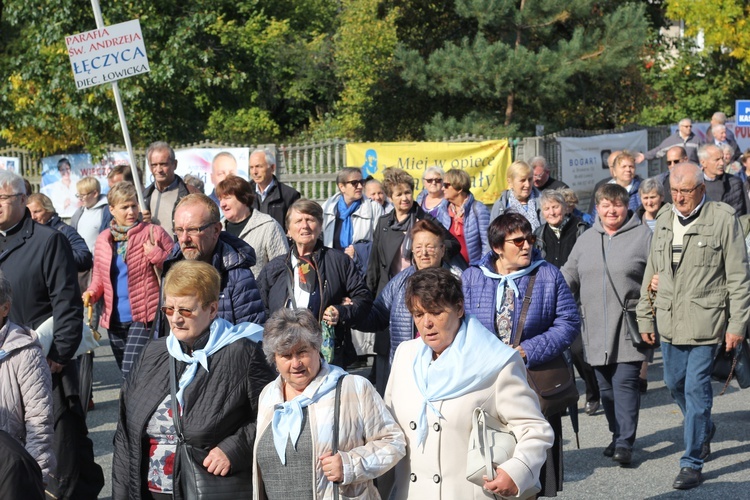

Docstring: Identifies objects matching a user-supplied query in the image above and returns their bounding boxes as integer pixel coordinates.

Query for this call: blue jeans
[661,342,721,470]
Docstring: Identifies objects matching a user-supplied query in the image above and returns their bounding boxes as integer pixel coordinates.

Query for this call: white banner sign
[557,130,648,210]
[66,19,150,90]
[0,157,20,173]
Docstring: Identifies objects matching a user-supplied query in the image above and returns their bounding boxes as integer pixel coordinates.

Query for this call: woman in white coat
[385,268,553,499]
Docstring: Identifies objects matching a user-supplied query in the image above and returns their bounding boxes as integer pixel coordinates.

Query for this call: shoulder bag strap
[600,236,626,310]
[169,355,184,441]
[332,374,347,500]
[511,269,538,348]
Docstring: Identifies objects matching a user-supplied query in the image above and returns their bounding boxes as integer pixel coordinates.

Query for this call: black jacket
[534,216,587,269]
[704,173,749,216]
[250,176,301,231]
[112,332,275,500]
[0,430,44,500]
[257,242,373,367]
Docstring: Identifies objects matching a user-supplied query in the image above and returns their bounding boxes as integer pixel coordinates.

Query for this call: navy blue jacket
[462,252,580,368]
[47,214,93,272]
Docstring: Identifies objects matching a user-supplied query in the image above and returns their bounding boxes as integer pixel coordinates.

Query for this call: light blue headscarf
[411,316,516,450]
[272,360,346,464]
[480,259,544,314]
[166,317,263,413]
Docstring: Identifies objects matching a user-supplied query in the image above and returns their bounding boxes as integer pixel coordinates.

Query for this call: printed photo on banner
[556,130,648,210]
[345,141,512,205]
[0,157,20,173]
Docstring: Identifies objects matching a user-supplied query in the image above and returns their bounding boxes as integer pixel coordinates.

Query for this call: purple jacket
[461,252,580,368]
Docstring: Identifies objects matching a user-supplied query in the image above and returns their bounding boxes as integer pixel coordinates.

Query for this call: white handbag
[35,316,100,358]
[466,407,540,499]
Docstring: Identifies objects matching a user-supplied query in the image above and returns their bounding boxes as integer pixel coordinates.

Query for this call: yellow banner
[346,140,512,205]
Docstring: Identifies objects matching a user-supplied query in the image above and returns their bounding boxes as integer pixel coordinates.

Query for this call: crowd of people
[0,120,748,498]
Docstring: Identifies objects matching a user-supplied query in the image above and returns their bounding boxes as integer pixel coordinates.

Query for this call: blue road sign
[736,100,750,126]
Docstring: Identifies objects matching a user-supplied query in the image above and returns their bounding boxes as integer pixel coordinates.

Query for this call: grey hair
[638,177,664,197]
[529,156,548,171]
[183,174,205,194]
[0,171,27,195]
[678,118,692,127]
[712,112,727,124]
[698,143,721,162]
[539,189,566,208]
[422,166,445,179]
[0,270,11,306]
[720,143,735,155]
[262,308,323,367]
[251,148,276,167]
[671,163,704,187]
[336,167,362,185]
[146,141,176,163]
[711,124,726,135]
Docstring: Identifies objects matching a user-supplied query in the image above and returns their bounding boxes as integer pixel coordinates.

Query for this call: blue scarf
[0,350,7,361]
[272,361,346,464]
[480,260,544,314]
[411,316,516,450]
[337,196,361,248]
[166,317,263,413]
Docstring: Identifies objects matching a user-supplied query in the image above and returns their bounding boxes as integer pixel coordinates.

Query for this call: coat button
[410,473,417,482]
[409,421,417,430]
[433,423,441,432]
[433,474,441,483]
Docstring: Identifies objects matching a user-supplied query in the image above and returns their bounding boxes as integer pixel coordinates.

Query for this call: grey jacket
[636,201,750,344]
[0,321,55,483]
[562,213,652,366]
[224,209,288,278]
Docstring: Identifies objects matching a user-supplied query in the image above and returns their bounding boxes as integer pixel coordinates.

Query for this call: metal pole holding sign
[81,0,148,211]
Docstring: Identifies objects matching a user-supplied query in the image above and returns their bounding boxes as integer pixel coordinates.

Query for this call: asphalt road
[88,335,750,499]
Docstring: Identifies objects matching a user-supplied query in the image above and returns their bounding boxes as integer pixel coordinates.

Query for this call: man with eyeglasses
[152,193,266,337]
[142,141,190,234]
[634,118,702,165]
[655,146,689,204]
[0,170,104,497]
[698,144,748,215]
[531,156,568,191]
[637,162,750,490]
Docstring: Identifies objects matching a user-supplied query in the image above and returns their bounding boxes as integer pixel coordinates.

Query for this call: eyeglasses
[505,235,536,248]
[670,185,702,196]
[173,221,215,237]
[160,306,197,318]
[424,178,442,184]
[343,180,364,188]
[443,182,452,189]
[413,245,440,255]
[666,159,685,166]
[0,193,22,202]
[75,191,94,199]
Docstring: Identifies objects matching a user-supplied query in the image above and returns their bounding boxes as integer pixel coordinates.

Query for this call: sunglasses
[666,159,685,166]
[343,180,364,188]
[160,306,197,318]
[424,178,443,184]
[505,235,536,248]
[443,182,452,189]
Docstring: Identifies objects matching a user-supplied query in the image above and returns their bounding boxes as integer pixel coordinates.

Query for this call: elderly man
[248,148,300,231]
[636,118,703,164]
[637,162,750,490]
[142,141,190,233]
[698,144,748,215]
[0,171,103,498]
[152,193,266,337]
[709,124,740,162]
[531,156,568,191]
[704,111,737,144]
[208,151,238,206]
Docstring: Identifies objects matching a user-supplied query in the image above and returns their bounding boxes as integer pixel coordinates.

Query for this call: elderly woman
[254,308,405,499]
[27,193,93,272]
[258,199,373,369]
[637,177,665,232]
[0,271,55,485]
[490,160,545,230]
[562,184,652,466]
[364,177,393,213]
[322,167,383,268]
[112,260,275,500]
[441,168,490,266]
[386,268,553,499]
[462,213,580,497]
[559,187,593,226]
[83,182,174,378]
[416,166,448,223]
[216,175,289,277]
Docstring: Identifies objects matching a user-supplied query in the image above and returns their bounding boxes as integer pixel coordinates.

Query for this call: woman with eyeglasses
[83,181,174,378]
[322,167,383,271]
[416,166,448,225]
[441,168,490,266]
[462,213,579,497]
[113,260,276,500]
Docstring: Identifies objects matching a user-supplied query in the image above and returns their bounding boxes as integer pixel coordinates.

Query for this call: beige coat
[384,339,553,500]
[224,209,289,278]
[0,321,55,483]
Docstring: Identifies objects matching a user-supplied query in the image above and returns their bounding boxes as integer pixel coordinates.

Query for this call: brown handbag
[512,270,579,417]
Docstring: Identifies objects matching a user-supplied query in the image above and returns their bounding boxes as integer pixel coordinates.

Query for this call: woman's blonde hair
[107,181,137,207]
[163,260,221,307]
[506,161,532,182]
[27,193,55,214]
[76,176,101,195]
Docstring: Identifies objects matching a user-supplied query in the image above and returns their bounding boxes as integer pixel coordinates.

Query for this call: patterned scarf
[109,220,139,262]
[507,190,541,230]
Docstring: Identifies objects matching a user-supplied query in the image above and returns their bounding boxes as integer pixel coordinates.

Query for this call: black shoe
[672,467,703,490]
[700,423,717,461]
[585,401,599,415]
[603,442,616,457]
[612,447,632,465]
[638,377,648,394]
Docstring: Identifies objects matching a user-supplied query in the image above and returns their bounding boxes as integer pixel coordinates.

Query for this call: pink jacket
[87,222,174,328]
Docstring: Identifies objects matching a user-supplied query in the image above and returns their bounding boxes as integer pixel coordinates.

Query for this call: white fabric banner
[556,130,648,211]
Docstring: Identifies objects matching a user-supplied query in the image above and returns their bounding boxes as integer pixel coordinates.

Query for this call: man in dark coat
[699,144,749,215]
[0,171,103,499]
[248,148,301,231]
[531,156,568,191]
[142,141,190,234]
